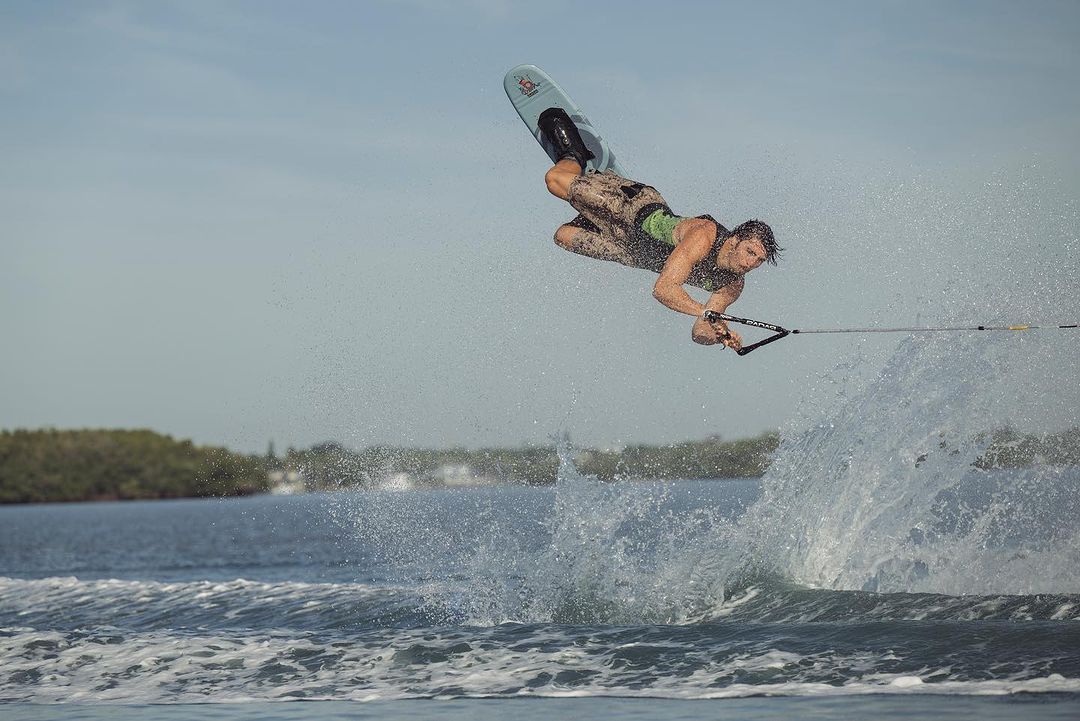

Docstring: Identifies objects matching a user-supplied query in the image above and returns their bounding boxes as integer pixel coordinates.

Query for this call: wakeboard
[503,64,627,176]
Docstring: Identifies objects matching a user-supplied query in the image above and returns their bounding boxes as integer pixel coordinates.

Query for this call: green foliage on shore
[281,442,562,489]
[1,426,1077,503]
[276,427,1079,490]
[576,433,779,481]
[278,434,779,492]
[0,429,267,503]
[974,426,1080,469]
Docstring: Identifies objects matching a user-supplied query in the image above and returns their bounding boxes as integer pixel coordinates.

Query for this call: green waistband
[640,207,685,246]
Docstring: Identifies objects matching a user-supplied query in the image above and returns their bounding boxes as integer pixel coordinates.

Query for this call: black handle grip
[735,330,790,355]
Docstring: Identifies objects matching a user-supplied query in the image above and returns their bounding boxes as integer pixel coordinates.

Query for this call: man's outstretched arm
[652,220,714,316]
[653,220,744,350]
[690,279,745,349]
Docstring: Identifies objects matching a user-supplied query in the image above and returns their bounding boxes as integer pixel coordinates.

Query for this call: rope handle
[702,311,791,356]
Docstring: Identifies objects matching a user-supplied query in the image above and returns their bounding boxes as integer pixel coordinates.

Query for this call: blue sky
[2,1,1078,453]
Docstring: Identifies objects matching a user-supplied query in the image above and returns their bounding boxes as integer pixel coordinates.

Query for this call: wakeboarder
[537,107,781,351]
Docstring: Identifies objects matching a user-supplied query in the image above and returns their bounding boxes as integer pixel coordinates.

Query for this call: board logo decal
[515,74,540,97]
[504,64,626,176]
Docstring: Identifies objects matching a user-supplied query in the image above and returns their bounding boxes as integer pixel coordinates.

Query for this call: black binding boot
[537,107,595,172]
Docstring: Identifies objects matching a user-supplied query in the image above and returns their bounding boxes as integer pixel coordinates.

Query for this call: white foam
[2,627,1077,704]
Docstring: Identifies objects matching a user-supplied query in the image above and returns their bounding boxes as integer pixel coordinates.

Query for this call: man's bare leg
[544,159,636,264]
[553,223,636,264]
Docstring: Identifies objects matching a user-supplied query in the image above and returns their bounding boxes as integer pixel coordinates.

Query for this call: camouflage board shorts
[564,170,672,271]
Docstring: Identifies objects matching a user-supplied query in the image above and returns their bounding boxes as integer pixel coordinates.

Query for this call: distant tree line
[576,433,780,482]
[0,426,1077,504]
[280,433,781,491]
[0,429,267,503]
[974,426,1080,469]
[281,441,565,489]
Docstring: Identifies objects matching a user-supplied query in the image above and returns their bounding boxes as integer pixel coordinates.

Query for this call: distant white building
[268,469,305,495]
[377,472,415,492]
[431,464,496,487]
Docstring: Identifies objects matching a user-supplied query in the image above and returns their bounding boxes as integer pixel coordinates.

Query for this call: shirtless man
[537,107,781,351]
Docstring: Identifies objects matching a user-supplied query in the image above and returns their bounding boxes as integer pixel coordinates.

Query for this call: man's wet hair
[730,219,782,265]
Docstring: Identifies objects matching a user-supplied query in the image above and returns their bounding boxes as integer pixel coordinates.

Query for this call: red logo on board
[516,75,540,97]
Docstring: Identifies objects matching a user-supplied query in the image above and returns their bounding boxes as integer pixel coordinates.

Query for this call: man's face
[733,237,767,274]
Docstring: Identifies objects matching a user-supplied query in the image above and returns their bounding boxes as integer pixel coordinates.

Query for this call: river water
[1,465,1078,720]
